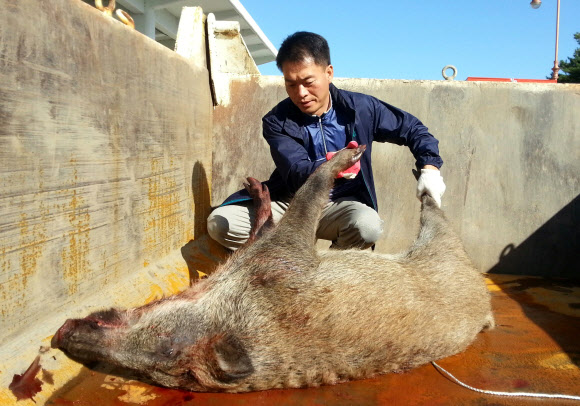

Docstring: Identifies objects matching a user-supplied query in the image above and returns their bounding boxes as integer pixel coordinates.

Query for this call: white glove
[416,169,446,207]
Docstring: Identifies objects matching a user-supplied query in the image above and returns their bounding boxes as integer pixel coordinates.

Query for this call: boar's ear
[210,334,254,383]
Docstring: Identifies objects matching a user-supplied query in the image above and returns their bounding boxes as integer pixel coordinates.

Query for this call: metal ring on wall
[442,65,458,80]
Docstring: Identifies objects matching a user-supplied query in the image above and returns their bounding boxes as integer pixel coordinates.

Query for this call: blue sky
[242,0,580,81]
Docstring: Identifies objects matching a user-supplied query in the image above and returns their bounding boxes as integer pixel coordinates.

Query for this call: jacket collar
[329,83,355,118]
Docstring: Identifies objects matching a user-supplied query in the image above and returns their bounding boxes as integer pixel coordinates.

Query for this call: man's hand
[416,167,446,207]
[326,141,361,179]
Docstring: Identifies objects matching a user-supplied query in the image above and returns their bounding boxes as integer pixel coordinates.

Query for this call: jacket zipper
[352,128,377,211]
[319,116,328,155]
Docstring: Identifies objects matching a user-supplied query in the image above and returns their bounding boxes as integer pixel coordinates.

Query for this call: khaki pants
[207,198,384,251]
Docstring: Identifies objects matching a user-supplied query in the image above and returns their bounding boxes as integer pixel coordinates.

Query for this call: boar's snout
[52,319,76,348]
[51,309,126,353]
[51,318,99,349]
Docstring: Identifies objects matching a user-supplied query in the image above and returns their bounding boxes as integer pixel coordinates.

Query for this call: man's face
[282,58,334,117]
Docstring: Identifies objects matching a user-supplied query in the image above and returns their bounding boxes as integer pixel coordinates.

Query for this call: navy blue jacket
[221,83,443,211]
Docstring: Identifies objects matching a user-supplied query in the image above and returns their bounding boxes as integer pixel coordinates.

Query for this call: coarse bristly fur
[52,144,494,393]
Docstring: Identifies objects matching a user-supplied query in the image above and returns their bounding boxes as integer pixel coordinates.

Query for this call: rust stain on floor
[45,275,580,405]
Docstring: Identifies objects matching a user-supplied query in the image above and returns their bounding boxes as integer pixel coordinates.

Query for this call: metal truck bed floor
[44,275,580,405]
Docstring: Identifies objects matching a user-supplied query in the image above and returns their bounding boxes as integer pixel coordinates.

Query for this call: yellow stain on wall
[144,158,184,258]
[0,247,10,317]
[142,266,189,304]
[0,182,50,319]
[18,199,49,287]
[145,284,164,304]
[166,267,190,294]
[61,159,91,295]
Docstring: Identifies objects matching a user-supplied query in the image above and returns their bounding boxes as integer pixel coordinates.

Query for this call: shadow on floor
[486,194,580,367]
[487,275,580,367]
[180,161,229,284]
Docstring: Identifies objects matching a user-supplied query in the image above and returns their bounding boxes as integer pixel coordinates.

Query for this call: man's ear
[210,334,254,383]
[326,64,334,83]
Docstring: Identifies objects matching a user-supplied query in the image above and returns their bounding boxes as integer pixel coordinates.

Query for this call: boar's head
[51,291,255,392]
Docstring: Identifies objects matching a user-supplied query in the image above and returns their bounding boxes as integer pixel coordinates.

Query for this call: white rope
[432,361,580,401]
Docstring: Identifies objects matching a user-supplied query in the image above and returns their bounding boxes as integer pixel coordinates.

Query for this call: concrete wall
[0,0,212,402]
[212,76,580,278]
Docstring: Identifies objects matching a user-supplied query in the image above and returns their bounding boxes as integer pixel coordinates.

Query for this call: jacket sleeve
[370,96,443,169]
[263,116,323,193]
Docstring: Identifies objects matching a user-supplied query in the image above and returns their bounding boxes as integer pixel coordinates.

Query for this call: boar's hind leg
[244,177,274,244]
[406,193,470,263]
[271,145,367,251]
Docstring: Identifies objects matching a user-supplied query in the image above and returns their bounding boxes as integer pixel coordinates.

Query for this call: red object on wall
[466,77,557,83]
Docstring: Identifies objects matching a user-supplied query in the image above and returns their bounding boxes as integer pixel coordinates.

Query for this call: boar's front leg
[239,146,367,279]
[268,145,367,253]
[244,177,274,244]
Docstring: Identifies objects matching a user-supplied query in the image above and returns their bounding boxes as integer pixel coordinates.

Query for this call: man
[207,31,445,251]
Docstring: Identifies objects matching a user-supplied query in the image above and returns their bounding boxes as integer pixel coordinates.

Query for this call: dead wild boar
[51,144,494,392]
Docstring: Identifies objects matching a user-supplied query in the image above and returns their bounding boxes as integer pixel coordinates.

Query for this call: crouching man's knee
[207,211,228,246]
[335,207,384,250]
[354,215,384,245]
[350,215,383,249]
[206,204,252,251]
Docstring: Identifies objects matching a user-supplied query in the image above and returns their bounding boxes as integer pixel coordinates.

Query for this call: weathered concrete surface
[207,13,260,106]
[211,76,580,277]
[212,75,285,204]
[336,78,579,278]
[0,0,212,402]
[39,275,580,405]
[175,7,207,70]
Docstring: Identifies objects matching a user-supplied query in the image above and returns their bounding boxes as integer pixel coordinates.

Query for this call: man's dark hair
[275,32,331,71]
